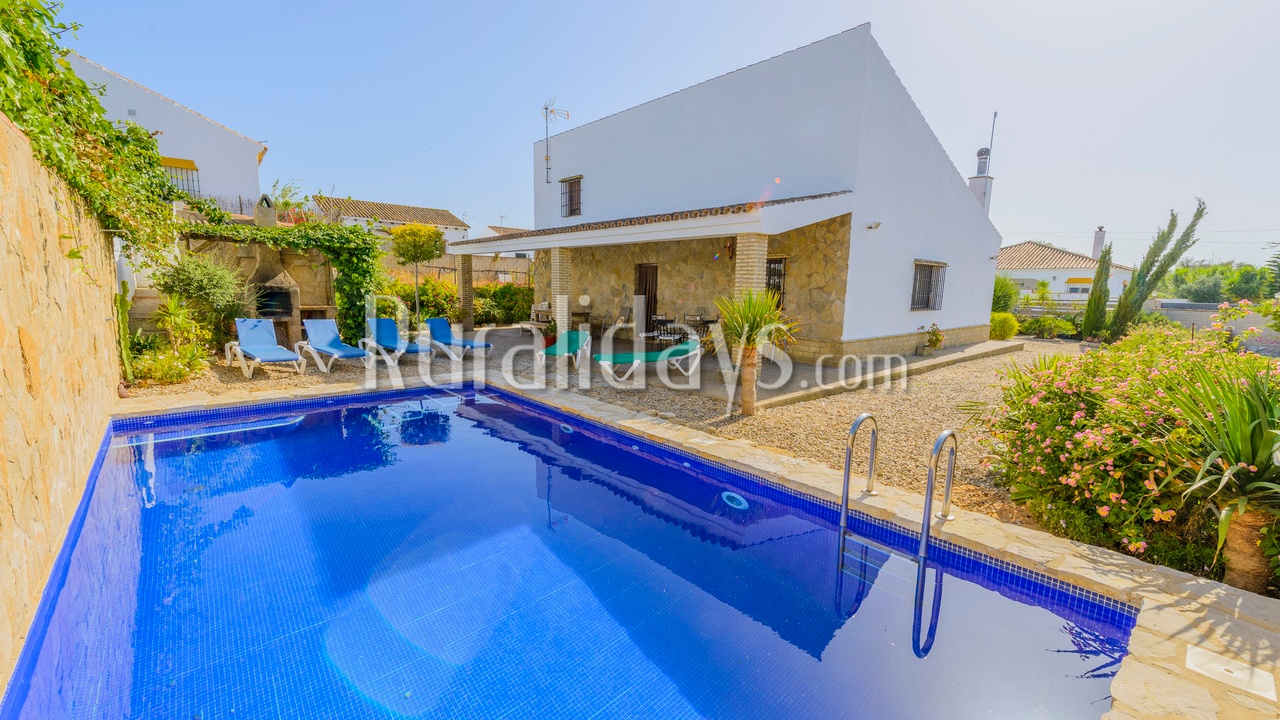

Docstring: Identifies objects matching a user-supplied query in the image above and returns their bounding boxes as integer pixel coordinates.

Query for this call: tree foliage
[0,1,178,268]
[1162,260,1273,304]
[1107,199,1207,340]
[389,223,446,266]
[388,223,445,322]
[992,274,1020,313]
[1080,243,1112,341]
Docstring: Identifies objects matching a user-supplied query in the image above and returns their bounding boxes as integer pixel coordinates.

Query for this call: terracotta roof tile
[997,241,1132,272]
[487,225,529,236]
[313,195,468,228]
[452,191,851,246]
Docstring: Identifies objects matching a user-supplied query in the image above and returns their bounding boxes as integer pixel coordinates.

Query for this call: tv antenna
[543,98,570,183]
[986,111,998,173]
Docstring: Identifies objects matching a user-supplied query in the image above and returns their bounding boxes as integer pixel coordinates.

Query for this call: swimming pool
[1,385,1135,719]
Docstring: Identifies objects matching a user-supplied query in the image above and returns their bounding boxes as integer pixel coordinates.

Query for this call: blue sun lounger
[225,318,305,378]
[362,318,432,367]
[423,318,492,361]
[296,319,372,372]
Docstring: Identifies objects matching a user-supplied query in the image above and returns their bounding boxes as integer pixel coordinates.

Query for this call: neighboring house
[312,195,470,244]
[69,54,266,211]
[996,241,1132,300]
[449,25,1001,360]
[313,197,533,284]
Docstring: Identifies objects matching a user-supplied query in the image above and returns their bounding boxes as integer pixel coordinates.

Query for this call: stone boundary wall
[0,113,121,681]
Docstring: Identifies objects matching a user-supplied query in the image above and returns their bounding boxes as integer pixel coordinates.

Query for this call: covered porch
[449,192,855,362]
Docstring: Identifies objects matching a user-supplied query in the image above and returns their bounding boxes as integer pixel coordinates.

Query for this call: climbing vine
[0,1,179,268]
[179,222,384,343]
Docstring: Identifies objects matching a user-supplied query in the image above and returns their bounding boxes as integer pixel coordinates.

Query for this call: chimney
[1092,226,1106,259]
[967,147,993,215]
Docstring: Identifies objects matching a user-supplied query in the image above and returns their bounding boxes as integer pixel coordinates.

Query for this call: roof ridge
[538,24,872,144]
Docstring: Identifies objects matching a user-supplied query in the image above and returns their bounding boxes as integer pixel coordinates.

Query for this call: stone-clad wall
[0,114,120,681]
[530,215,853,358]
[767,214,850,344]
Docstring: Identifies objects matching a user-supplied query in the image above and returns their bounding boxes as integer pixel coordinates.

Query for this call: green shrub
[989,312,1019,340]
[133,297,209,384]
[473,297,500,325]
[972,324,1275,575]
[992,275,1020,313]
[1021,315,1075,339]
[133,347,207,384]
[388,276,459,324]
[483,282,535,324]
[152,254,251,347]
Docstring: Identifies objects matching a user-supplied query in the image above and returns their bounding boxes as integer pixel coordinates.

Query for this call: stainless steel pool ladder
[917,430,958,558]
[838,412,877,531]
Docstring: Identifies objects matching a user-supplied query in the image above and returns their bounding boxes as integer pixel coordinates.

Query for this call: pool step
[840,534,923,605]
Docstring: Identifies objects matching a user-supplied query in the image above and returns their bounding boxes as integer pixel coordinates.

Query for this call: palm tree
[713,289,796,416]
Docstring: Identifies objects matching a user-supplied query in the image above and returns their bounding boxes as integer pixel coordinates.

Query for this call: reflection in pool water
[2,387,1134,719]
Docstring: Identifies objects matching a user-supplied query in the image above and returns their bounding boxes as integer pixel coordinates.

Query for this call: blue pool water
[2,386,1135,719]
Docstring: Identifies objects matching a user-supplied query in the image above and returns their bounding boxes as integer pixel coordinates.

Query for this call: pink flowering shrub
[975,323,1275,575]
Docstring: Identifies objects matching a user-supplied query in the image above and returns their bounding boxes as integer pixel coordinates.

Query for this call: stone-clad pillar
[733,233,769,296]
[550,247,572,332]
[458,254,474,332]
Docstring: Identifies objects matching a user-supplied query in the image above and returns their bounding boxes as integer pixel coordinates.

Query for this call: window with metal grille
[163,166,200,196]
[766,257,787,308]
[560,176,581,217]
[910,261,947,310]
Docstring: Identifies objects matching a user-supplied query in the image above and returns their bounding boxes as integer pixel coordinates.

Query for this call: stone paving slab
[114,372,1280,719]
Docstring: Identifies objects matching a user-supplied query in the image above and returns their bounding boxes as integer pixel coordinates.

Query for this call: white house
[69,54,266,212]
[449,25,1000,359]
[996,240,1132,300]
[312,195,470,244]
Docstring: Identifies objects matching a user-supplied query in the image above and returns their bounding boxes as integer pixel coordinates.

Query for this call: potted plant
[1151,357,1280,593]
[713,289,796,416]
[539,318,558,348]
[916,323,944,356]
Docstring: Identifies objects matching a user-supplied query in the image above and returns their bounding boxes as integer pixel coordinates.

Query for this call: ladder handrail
[917,429,957,557]
[838,413,878,537]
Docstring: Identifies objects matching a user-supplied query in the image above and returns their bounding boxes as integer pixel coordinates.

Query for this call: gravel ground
[707,339,1081,523]
[129,335,1080,524]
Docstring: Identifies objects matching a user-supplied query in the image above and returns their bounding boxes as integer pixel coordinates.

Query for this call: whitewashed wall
[526,24,1002,343]
[840,34,1002,340]
[70,55,263,201]
[531,26,871,229]
[1002,266,1132,300]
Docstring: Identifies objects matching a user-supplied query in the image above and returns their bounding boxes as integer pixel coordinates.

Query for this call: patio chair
[362,318,432,367]
[521,302,550,337]
[593,339,704,382]
[537,330,592,370]
[296,319,372,373]
[225,318,305,378]
[423,317,492,362]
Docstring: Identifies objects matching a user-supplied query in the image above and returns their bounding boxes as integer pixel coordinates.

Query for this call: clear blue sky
[62,0,1279,264]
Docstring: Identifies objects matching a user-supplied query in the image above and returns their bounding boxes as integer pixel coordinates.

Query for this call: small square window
[910,261,947,311]
[560,177,581,217]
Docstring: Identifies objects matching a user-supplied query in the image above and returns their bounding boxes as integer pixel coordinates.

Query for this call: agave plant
[1150,356,1280,593]
[712,289,796,416]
